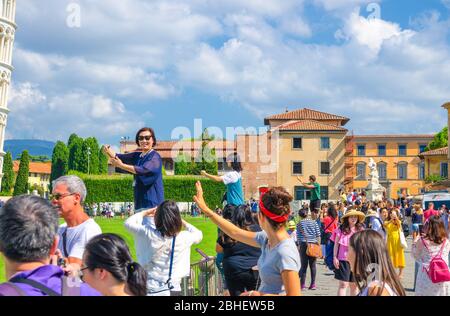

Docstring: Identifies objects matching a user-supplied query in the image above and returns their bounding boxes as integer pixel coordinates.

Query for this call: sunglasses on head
[138,135,152,141]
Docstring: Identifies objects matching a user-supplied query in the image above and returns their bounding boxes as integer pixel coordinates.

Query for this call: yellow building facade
[264,109,349,201]
[13,161,51,193]
[419,147,448,180]
[276,132,347,201]
[348,135,434,198]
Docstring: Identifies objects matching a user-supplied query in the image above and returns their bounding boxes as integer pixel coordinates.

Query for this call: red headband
[259,195,290,223]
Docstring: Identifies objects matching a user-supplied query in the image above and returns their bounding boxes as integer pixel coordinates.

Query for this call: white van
[422,191,450,210]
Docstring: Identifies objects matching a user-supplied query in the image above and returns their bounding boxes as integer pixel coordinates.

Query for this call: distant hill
[4,139,55,160]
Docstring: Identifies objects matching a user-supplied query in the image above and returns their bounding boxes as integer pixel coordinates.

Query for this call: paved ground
[301,237,416,296]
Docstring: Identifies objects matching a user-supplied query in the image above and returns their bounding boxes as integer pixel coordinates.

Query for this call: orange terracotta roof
[353,134,435,139]
[419,147,448,157]
[274,120,348,132]
[264,108,350,125]
[13,161,51,174]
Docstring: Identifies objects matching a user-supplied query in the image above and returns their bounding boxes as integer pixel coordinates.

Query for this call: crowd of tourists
[0,126,449,297]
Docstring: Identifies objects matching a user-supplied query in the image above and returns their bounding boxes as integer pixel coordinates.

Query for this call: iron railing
[181,248,224,296]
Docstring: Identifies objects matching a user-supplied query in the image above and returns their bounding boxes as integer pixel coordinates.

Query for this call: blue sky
[6,0,450,146]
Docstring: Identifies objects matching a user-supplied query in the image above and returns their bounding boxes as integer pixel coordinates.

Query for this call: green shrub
[425,174,446,184]
[70,173,225,207]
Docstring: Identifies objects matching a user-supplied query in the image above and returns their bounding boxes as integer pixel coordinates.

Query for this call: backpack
[320,218,337,245]
[421,239,450,284]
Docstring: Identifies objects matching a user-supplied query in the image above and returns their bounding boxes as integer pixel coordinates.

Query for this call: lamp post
[87,147,91,175]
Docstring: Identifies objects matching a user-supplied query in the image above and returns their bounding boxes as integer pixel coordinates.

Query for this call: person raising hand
[193,181,301,296]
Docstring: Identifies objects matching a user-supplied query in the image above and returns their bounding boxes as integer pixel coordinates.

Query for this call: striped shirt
[296,219,321,244]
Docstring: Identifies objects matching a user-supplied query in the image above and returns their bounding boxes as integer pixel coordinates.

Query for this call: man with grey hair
[0,195,99,296]
[51,175,101,269]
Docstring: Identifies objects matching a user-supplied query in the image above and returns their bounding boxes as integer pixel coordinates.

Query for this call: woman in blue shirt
[201,152,244,206]
[103,127,164,209]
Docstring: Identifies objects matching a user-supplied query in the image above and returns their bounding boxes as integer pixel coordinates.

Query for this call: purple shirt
[0,265,101,296]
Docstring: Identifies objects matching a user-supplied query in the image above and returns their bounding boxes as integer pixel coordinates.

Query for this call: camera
[57,258,66,267]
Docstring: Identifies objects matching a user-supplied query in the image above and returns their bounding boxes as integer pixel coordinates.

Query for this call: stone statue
[366,158,385,202]
[368,158,379,182]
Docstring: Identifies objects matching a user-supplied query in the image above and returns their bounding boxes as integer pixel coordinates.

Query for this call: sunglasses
[50,193,76,201]
[138,135,152,141]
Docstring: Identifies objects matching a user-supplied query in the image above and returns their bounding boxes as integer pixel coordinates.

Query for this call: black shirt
[217,224,262,275]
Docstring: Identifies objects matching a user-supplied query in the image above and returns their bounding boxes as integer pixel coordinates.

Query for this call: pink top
[424,209,439,221]
[331,227,361,261]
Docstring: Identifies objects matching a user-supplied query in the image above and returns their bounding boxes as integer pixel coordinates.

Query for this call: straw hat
[365,210,379,218]
[341,209,365,223]
[288,221,296,229]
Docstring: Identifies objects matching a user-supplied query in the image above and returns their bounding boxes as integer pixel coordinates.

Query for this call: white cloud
[6,0,450,142]
[280,16,312,38]
[341,11,415,53]
[313,0,376,11]
[8,82,47,111]
[175,8,450,133]
[14,48,175,100]
[7,84,144,141]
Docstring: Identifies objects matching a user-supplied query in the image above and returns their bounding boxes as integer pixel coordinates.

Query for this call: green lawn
[0,216,217,283]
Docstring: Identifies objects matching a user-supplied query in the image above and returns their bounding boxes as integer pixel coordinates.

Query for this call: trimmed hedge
[69,172,225,207]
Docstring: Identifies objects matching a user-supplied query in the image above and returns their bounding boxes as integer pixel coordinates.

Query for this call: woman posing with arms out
[81,233,147,296]
[193,181,301,296]
[331,209,365,296]
[201,152,244,207]
[347,230,406,296]
[384,209,406,279]
[124,201,203,296]
[103,127,164,209]
[412,216,450,296]
[216,204,262,296]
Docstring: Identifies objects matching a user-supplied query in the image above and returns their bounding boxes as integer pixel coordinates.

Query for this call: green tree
[68,135,84,171]
[31,183,45,197]
[189,159,201,175]
[1,151,14,194]
[51,141,69,183]
[79,137,100,174]
[196,134,218,175]
[98,149,109,174]
[426,127,448,151]
[202,147,218,175]
[67,133,80,148]
[425,175,446,184]
[174,153,191,175]
[13,150,30,196]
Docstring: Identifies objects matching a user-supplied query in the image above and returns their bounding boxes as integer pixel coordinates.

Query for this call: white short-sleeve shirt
[58,219,102,259]
[221,171,241,185]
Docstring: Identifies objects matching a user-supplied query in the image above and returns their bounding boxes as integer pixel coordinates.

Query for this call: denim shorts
[411,223,420,232]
